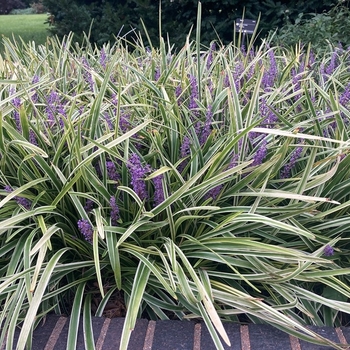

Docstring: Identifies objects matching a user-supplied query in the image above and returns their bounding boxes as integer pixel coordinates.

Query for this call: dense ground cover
[0,14,48,52]
[1,11,350,349]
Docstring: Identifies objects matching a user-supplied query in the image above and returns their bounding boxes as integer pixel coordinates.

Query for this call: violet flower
[104,112,114,131]
[77,219,93,243]
[10,92,21,132]
[249,100,277,144]
[280,146,303,179]
[94,162,102,178]
[339,83,350,106]
[154,66,160,81]
[291,66,303,102]
[207,42,216,70]
[29,130,38,146]
[325,51,338,76]
[84,199,94,213]
[251,139,268,167]
[16,197,32,209]
[199,105,213,145]
[110,196,119,226]
[4,185,12,193]
[4,185,31,210]
[233,61,244,92]
[228,153,239,169]
[31,75,40,103]
[180,136,191,159]
[204,184,222,201]
[189,74,199,117]
[262,47,277,90]
[323,244,334,257]
[127,153,150,200]
[119,112,131,133]
[100,48,107,69]
[320,63,326,83]
[223,73,230,88]
[111,93,118,117]
[153,174,164,207]
[260,98,278,128]
[178,136,191,173]
[82,57,94,91]
[106,161,120,182]
[175,84,183,106]
[309,50,315,65]
[46,90,66,127]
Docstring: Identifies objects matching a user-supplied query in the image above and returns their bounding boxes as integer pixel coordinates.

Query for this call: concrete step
[4,315,350,349]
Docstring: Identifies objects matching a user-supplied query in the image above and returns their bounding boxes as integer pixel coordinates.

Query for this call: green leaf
[16,249,69,350]
[119,260,151,350]
[67,282,86,350]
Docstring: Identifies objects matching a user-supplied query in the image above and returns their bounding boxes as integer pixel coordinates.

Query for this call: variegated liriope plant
[1,7,350,350]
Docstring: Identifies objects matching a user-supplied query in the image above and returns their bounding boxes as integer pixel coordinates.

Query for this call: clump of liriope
[1,31,350,350]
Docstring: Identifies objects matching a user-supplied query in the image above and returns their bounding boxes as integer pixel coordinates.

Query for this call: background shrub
[42,0,339,48]
[31,0,47,14]
[0,0,26,14]
[9,7,35,14]
[271,1,350,52]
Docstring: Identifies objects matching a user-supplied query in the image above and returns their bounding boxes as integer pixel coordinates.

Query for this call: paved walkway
[6,315,350,349]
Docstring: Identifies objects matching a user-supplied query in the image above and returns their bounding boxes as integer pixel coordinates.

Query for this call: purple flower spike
[339,83,350,106]
[127,153,150,201]
[100,48,107,69]
[77,219,93,243]
[325,51,338,76]
[155,66,160,81]
[178,136,191,172]
[29,130,38,146]
[189,74,199,116]
[262,47,277,90]
[4,186,31,209]
[233,61,244,92]
[31,75,40,103]
[82,57,94,91]
[32,75,40,84]
[11,94,21,132]
[323,244,334,257]
[204,184,222,200]
[119,113,131,133]
[175,84,183,106]
[84,199,94,213]
[280,146,303,179]
[16,197,31,210]
[180,136,191,158]
[106,161,120,182]
[251,140,268,167]
[104,112,114,131]
[228,153,239,169]
[207,42,216,70]
[46,90,66,128]
[153,174,164,206]
[200,105,213,145]
[110,196,119,226]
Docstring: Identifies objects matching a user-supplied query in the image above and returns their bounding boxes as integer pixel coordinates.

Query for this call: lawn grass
[0,14,49,51]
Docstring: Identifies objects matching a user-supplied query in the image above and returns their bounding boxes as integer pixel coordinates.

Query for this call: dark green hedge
[0,0,26,14]
[42,0,338,47]
[271,2,350,52]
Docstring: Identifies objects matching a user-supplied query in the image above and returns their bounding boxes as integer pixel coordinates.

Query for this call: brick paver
[248,324,292,350]
[299,326,341,350]
[3,316,349,349]
[200,323,241,350]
